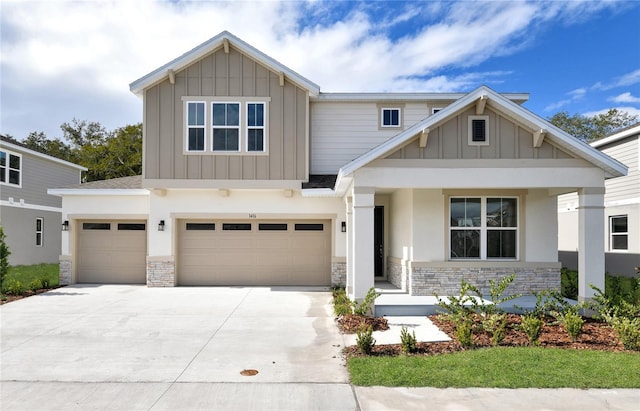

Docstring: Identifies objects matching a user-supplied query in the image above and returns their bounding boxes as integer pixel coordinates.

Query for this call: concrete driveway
[1,285,356,410]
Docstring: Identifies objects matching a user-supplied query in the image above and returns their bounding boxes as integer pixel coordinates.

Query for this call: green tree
[0,226,10,287]
[23,131,74,163]
[549,109,638,143]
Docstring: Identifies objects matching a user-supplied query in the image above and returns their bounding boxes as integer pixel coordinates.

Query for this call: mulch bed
[340,313,630,357]
[0,287,61,305]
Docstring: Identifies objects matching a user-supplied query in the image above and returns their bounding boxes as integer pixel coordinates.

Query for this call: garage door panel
[178,219,330,286]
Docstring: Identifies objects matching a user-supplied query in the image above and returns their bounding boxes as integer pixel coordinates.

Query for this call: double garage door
[77,220,147,284]
[178,219,331,286]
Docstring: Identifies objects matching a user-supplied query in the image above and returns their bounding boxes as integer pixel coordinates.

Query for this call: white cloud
[609,92,640,103]
[583,106,640,118]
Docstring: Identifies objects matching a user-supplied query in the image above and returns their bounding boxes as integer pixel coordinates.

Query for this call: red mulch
[1,287,61,305]
[341,313,631,357]
[337,313,390,333]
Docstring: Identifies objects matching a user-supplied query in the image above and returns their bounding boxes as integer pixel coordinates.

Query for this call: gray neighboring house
[0,135,86,266]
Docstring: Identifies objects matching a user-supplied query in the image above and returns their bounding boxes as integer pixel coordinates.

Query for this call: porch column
[577,187,605,301]
[350,187,375,301]
[345,196,354,295]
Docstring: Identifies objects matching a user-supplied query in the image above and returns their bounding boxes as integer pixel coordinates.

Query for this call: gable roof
[130,31,320,97]
[591,123,640,149]
[0,135,87,171]
[334,85,627,193]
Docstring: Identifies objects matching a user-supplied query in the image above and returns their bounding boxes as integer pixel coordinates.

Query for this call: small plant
[435,279,480,319]
[560,311,585,342]
[38,277,50,289]
[28,279,41,291]
[356,325,375,355]
[332,287,352,316]
[482,313,508,346]
[455,316,474,348]
[479,274,521,316]
[352,287,380,316]
[400,326,417,354]
[611,317,640,351]
[0,226,10,286]
[520,314,544,346]
[3,278,25,296]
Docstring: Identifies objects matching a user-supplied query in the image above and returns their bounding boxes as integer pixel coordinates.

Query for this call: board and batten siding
[310,101,451,174]
[144,46,308,181]
[384,107,575,161]
[0,153,80,208]
[598,135,639,203]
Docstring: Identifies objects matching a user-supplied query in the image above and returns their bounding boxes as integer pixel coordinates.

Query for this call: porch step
[374,293,443,317]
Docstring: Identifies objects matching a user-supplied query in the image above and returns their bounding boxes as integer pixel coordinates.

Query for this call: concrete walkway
[2,285,638,410]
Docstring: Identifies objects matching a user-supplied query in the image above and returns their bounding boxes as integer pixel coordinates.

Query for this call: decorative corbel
[279,72,285,87]
[219,189,229,197]
[533,129,546,148]
[475,95,488,115]
[168,69,175,85]
[223,38,230,54]
[419,128,430,148]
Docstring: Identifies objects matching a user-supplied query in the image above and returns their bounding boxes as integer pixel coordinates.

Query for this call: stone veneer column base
[146,256,176,287]
[331,261,346,288]
[409,265,561,296]
[386,257,406,291]
[59,255,72,285]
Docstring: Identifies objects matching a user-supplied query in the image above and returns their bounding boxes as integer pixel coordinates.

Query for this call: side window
[0,150,21,186]
[212,103,240,151]
[468,115,489,146]
[36,218,43,247]
[610,215,628,251]
[247,103,265,152]
[381,108,401,128]
[186,102,206,152]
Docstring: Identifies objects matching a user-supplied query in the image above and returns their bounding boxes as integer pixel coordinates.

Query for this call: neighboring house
[0,136,86,266]
[48,31,626,303]
[558,124,640,277]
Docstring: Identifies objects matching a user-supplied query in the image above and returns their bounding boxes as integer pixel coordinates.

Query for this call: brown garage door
[77,221,147,284]
[178,219,331,286]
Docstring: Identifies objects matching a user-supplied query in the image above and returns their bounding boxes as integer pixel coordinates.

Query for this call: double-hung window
[0,150,21,186]
[212,102,240,151]
[186,102,206,152]
[450,197,518,259]
[610,215,628,251]
[247,102,265,152]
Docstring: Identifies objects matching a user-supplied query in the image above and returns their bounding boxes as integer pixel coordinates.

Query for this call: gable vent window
[468,115,489,146]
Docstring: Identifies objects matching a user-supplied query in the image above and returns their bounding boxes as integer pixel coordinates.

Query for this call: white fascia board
[591,124,640,148]
[0,141,87,171]
[313,92,529,103]
[130,31,320,97]
[300,188,342,198]
[47,189,150,197]
[336,85,627,181]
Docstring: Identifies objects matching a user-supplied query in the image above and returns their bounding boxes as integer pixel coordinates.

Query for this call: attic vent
[468,115,489,146]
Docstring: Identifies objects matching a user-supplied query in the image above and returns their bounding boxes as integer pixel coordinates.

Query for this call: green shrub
[520,314,544,346]
[3,278,25,296]
[561,311,585,342]
[0,226,10,286]
[400,326,417,354]
[455,316,474,349]
[561,269,640,306]
[560,268,578,300]
[332,288,352,316]
[356,325,376,355]
[435,279,480,319]
[38,277,50,289]
[611,317,640,351]
[481,274,521,315]
[352,287,379,316]
[482,313,508,346]
[28,279,41,291]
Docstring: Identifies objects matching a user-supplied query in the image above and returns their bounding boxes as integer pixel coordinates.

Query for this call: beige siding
[384,108,576,161]
[310,101,452,174]
[144,46,308,181]
[599,136,639,203]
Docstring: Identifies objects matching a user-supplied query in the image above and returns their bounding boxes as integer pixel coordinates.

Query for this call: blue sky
[1,0,639,141]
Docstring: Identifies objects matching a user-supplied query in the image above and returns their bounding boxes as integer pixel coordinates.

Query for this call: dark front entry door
[374,206,384,277]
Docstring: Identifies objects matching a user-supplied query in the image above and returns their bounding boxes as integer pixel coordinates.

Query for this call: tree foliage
[19,119,142,182]
[548,109,638,143]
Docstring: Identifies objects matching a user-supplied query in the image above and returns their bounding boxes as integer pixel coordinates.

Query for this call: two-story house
[1,136,86,266]
[49,31,626,303]
[558,124,640,277]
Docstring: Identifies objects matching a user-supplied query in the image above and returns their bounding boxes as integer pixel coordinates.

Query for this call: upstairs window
[212,103,240,152]
[610,215,628,251]
[381,108,401,128]
[0,150,21,186]
[247,103,265,152]
[186,102,206,152]
[468,115,489,146]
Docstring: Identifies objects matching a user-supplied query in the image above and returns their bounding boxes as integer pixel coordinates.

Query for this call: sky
[1,0,639,141]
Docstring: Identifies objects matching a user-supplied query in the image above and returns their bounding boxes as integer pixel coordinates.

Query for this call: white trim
[246,101,267,153]
[47,189,150,196]
[380,107,402,128]
[185,101,206,152]
[0,149,22,187]
[0,140,87,171]
[0,200,63,213]
[130,31,320,97]
[591,124,640,148]
[605,197,640,207]
[212,101,241,153]
[312,92,530,103]
[35,217,44,247]
[609,214,628,252]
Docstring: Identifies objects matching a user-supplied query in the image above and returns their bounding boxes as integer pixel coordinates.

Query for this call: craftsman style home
[1,135,86,265]
[49,31,626,303]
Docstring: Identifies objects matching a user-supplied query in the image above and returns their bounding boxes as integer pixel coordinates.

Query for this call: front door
[374,206,384,278]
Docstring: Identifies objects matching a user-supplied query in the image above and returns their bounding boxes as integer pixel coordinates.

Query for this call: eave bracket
[533,129,546,148]
[476,95,488,115]
[419,128,430,148]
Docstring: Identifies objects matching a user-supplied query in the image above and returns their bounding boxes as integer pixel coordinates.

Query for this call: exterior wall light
[341,221,346,233]
[158,220,165,231]
[62,220,70,231]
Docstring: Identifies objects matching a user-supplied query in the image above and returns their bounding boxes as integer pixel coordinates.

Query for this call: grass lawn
[348,347,640,388]
[3,263,59,289]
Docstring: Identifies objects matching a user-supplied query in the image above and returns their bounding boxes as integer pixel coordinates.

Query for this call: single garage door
[178,219,331,286]
[77,220,147,284]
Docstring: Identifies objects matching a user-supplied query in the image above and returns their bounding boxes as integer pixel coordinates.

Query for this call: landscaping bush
[455,316,474,349]
[352,287,380,316]
[560,311,585,342]
[482,313,508,346]
[332,287,352,316]
[561,268,640,306]
[356,325,375,355]
[400,326,417,354]
[611,317,640,351]
[520,314,544,346]
[3,278,25,296]
[0,226,10,287]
